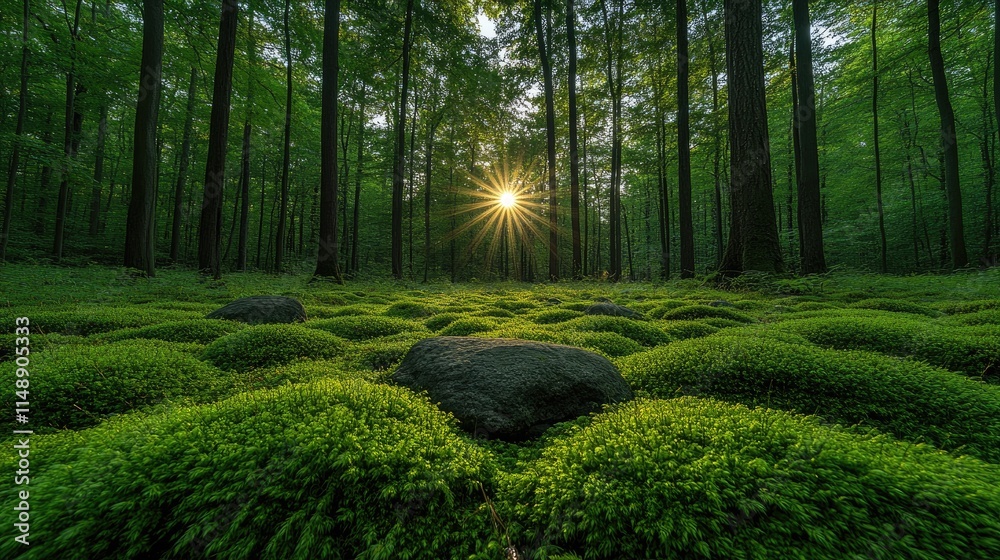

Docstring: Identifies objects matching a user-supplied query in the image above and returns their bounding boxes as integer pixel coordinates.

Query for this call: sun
[499,191,517,209]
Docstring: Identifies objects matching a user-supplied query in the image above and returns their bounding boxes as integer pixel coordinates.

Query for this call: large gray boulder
[392,336,634,441]
[206,296,307,325]
[584,301,642,318]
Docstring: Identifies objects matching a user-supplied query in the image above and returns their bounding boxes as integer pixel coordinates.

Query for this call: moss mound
[384,300,440,318]
[0,379,495,560]
[617,335,1000,462]
[659,304,754,323]
[849,298,941,317]
[500,397,1000,559]
[5,307,196,336]
[563,316,671,347]
[438,316,505,336]
[560,331,643,358]
[1,339,229,431]
[776,315,999,379]
[307,315,425,341]
[424,312,463,331]
[202,324,346,371]
[659,320,720,340]
[532,309,585,325]
[97,319,247,344]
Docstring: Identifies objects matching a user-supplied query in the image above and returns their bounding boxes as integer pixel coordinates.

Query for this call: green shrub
[644,300,689,319]
[236,359,366,391]
[1,339,230,431]
[776,315,999,379]
[659,304,754,323]
[96,319,247,344]
[474,308,517,318]
[794,301,840,311]
[659,320,719,341]
[384,300,439,319]
[560,331,643,358]
[936,300,1000,314]
[476,325,562,343]
[0,379,495,560]
[3,307,197,336]
[439,316,505,336]
[202,324,346,371]
[499,397,1000,559]
[563,316,671,347]
[532,309,584,325]
[495,298,538,312]
[424,312,464,331]
[311,303,385,318]
[307,315,425,341]
[849,298,941,317]
[944,309,1000,326]
[617,335,1000,462]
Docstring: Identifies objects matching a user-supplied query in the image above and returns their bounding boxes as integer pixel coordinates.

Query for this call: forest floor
[2,264,1000,559]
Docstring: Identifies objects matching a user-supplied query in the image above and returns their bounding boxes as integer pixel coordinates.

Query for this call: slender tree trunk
[274,0,292,272]
[677,0,694,278]
[169,67,197,262]
[623,201,634,280]
[236,120,250,271]
[719,0,783,275]
[1,0,29,263]
[88,104,107,236]
[392,0,414,279]
[35,116,53,236]
[407,93,418,277]
[314,0,343,281]
[871,1,888,273]
[568,0,581,278]
[53,0,84,261]
[928,0,968,268]
[255,156,266,268]
[600,0,624,281]
[351,91,365,275]
[699,0,724,268]
[198,0,239,278]
[123,0,163,276]
[423,114,441,283]
[535,0,559,281]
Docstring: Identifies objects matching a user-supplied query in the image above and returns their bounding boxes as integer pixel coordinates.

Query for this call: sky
[477,12,497,40]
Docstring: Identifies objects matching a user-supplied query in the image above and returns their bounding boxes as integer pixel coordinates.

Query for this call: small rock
[585,301,642,318]
[206,296,307,325]
[392,337,634,441]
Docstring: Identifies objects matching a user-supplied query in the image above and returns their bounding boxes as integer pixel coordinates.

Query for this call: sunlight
[499,192,517,209]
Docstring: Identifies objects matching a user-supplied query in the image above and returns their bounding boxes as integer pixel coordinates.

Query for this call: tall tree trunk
[677,0,694,278]
[198,0,239,278]
[699,0,724,268]
[123,0,163,276]
[535,0,559,281]
[53,0,84,261]
[719,0,783,275]
[392,0,414,279]
[351,91,365,275]
[600,0,624,282]
[255,155,266,268]
[275,0,292,272]
[88,104,107,236]
[236,121,251,271]
[567,0,582,278]
[793,0,826,273]
[170,67,197,262]
[314,0,343,281]
[407,93,418,276]
[423,114,441,283]
[928,0,968,268]
[1,0,29,263]
[871,1,888,273]
[35,116,53,236]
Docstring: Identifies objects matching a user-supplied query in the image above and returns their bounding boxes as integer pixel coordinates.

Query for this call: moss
[3,307,198,336]
[0,379,495,560]
[500,397,1000,559]
[849,298,941,317]
[341,338,419,372]
[202,324,346,371]
[563,316,671,347]
[659,320,720,341]
[1,339,230,431]
[559,331,643,358]
[659,304,754,323]
[617,335,1000,462]
[424,312,463,331]
[96,319,247,344]
[474,308,517,318]
[936,300,1000,314]
[532,309,585,325]
[307,315,426,341]
[438,316,505,336]
[384,300,440,319]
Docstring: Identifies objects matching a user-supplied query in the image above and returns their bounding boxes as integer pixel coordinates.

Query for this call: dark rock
[708,300,736,308]
[546,298,563,305]
[206,296,307,325]
[392,337,634,441]
[584,301,642,318]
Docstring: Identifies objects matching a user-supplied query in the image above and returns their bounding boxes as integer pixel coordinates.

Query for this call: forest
[2,0,1000,559]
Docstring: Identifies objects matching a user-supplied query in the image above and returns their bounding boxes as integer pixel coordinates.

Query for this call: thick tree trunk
[314,0,343,281]
[392,0,414,279]
[1,0,29,263]
[871,1,888,273]
[568,0,581,279]
[123,0,163,276]
[677,0,694,278]
[719,0,783,275]
[928,0,968,268]
[535,0,559,281]
[170,67,197,262]
[793,0,827,273]
[198,0,239,278]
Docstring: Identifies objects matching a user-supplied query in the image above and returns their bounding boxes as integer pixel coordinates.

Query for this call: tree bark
[350,91,365,275]
[314,0,343,281]
[53,0,84,261]
[88,104,107,236]
[170,67,197,262]
[871,1,888,273]
[1,0,29,263]
[123,0,163,276]
[198,0,239,278]
[719,0,783,275]
[568,0,581,279]
[792,0,827,273]
[928,0,968,268]
[535,0,559,281]
[275,0,292,273]
[392,0,414,279]
[677,0,694,278]
[236,120,251,271]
